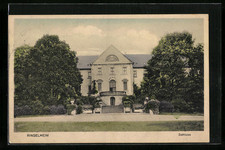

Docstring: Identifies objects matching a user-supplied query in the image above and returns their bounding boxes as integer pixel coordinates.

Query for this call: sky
[14,17,204,56]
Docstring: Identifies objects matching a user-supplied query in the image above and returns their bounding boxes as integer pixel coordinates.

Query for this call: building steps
[102,105,124,113]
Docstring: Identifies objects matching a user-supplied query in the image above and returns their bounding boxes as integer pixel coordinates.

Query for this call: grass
[159,112,203,119]
[15,121,204,132]
[159,112,204,116]
[16,115,64,118]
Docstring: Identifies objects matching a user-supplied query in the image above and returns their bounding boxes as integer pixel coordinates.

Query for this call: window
[88,85,91,94]
[133,70,137,78]
[110,67,115,75]
[88,71,91,79]
[123,81,127,90]
[98,82,102,92]
[122,79,128,91]
[97,79,103,92]
[98,67,102,75]
[122,67,127,74]
[106,55,119,62]
[109,80,116,92]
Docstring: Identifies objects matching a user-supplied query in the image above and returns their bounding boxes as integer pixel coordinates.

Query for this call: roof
[77,54,152,69]
[92,45,133,65]
[77,55,98,69]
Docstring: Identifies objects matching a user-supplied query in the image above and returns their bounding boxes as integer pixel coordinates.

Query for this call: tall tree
[14,45,32,106]
[183,44,204,112]
[141,32,204,113]
[14,35,83,106]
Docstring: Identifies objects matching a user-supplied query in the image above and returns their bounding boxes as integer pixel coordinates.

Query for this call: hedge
[14,105,33,117]
[159,101,174,112]
[14,104,67,117]
[49,105,67,115]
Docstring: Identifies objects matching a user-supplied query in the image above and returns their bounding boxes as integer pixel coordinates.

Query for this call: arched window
[109,80,116,92]
[105,55,119,62]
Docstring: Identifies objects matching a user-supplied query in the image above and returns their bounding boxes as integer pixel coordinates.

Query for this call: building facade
[77,45,152,106]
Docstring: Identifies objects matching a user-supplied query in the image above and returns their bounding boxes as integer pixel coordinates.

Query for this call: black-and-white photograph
[8,14,209,143]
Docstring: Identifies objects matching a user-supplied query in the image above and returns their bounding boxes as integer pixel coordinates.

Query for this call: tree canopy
[141,32,204,113]
[14,35,83,107]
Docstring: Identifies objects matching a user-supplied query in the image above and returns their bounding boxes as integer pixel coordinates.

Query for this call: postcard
[8,14,209,143]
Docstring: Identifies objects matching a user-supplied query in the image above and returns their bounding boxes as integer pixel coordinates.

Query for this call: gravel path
[14,113,204,122]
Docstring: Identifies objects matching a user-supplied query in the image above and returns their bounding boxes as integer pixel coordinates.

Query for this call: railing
[100,91,126,96]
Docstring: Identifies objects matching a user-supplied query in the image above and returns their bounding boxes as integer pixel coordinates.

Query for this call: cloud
[71,25,105,37]
[106,28,159,54]
[14,23,159,56]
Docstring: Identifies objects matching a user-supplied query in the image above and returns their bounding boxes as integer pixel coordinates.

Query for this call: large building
[77,45,152,107]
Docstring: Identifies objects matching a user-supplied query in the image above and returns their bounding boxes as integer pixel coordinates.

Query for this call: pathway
[14,113,204,122]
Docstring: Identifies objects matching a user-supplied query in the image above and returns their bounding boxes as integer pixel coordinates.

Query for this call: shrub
[46,96,58,106]
[49,105,66,115]
[95,104,101,108]
[123,101,131,108]
[122,95,135,108]
[134,95,146,104]
[145,99,160,114]
[171,99,191,113]
[76,99,84,105]
[66,104,76,115]
[42,106,50,115]
[76,105,83,114]
[30,100,44,115]
[93,99,102,109]
[159,101,174,112]
[122,96,135,103]
[14,105,33,117]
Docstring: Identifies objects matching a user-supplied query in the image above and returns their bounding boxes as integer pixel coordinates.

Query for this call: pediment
[92,45,132,65]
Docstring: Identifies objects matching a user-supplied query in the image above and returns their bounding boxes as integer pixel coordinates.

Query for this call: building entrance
[110,97,115,106]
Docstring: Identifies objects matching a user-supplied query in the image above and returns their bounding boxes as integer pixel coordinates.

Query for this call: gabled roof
[77,54,152,69]
[92,45,133,65]
[77,45,152,69]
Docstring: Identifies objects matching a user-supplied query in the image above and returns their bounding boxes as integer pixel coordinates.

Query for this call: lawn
[159,112,204,116]
[15,121,204,132]
[159,112,204,119]
[16,115,54,118]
